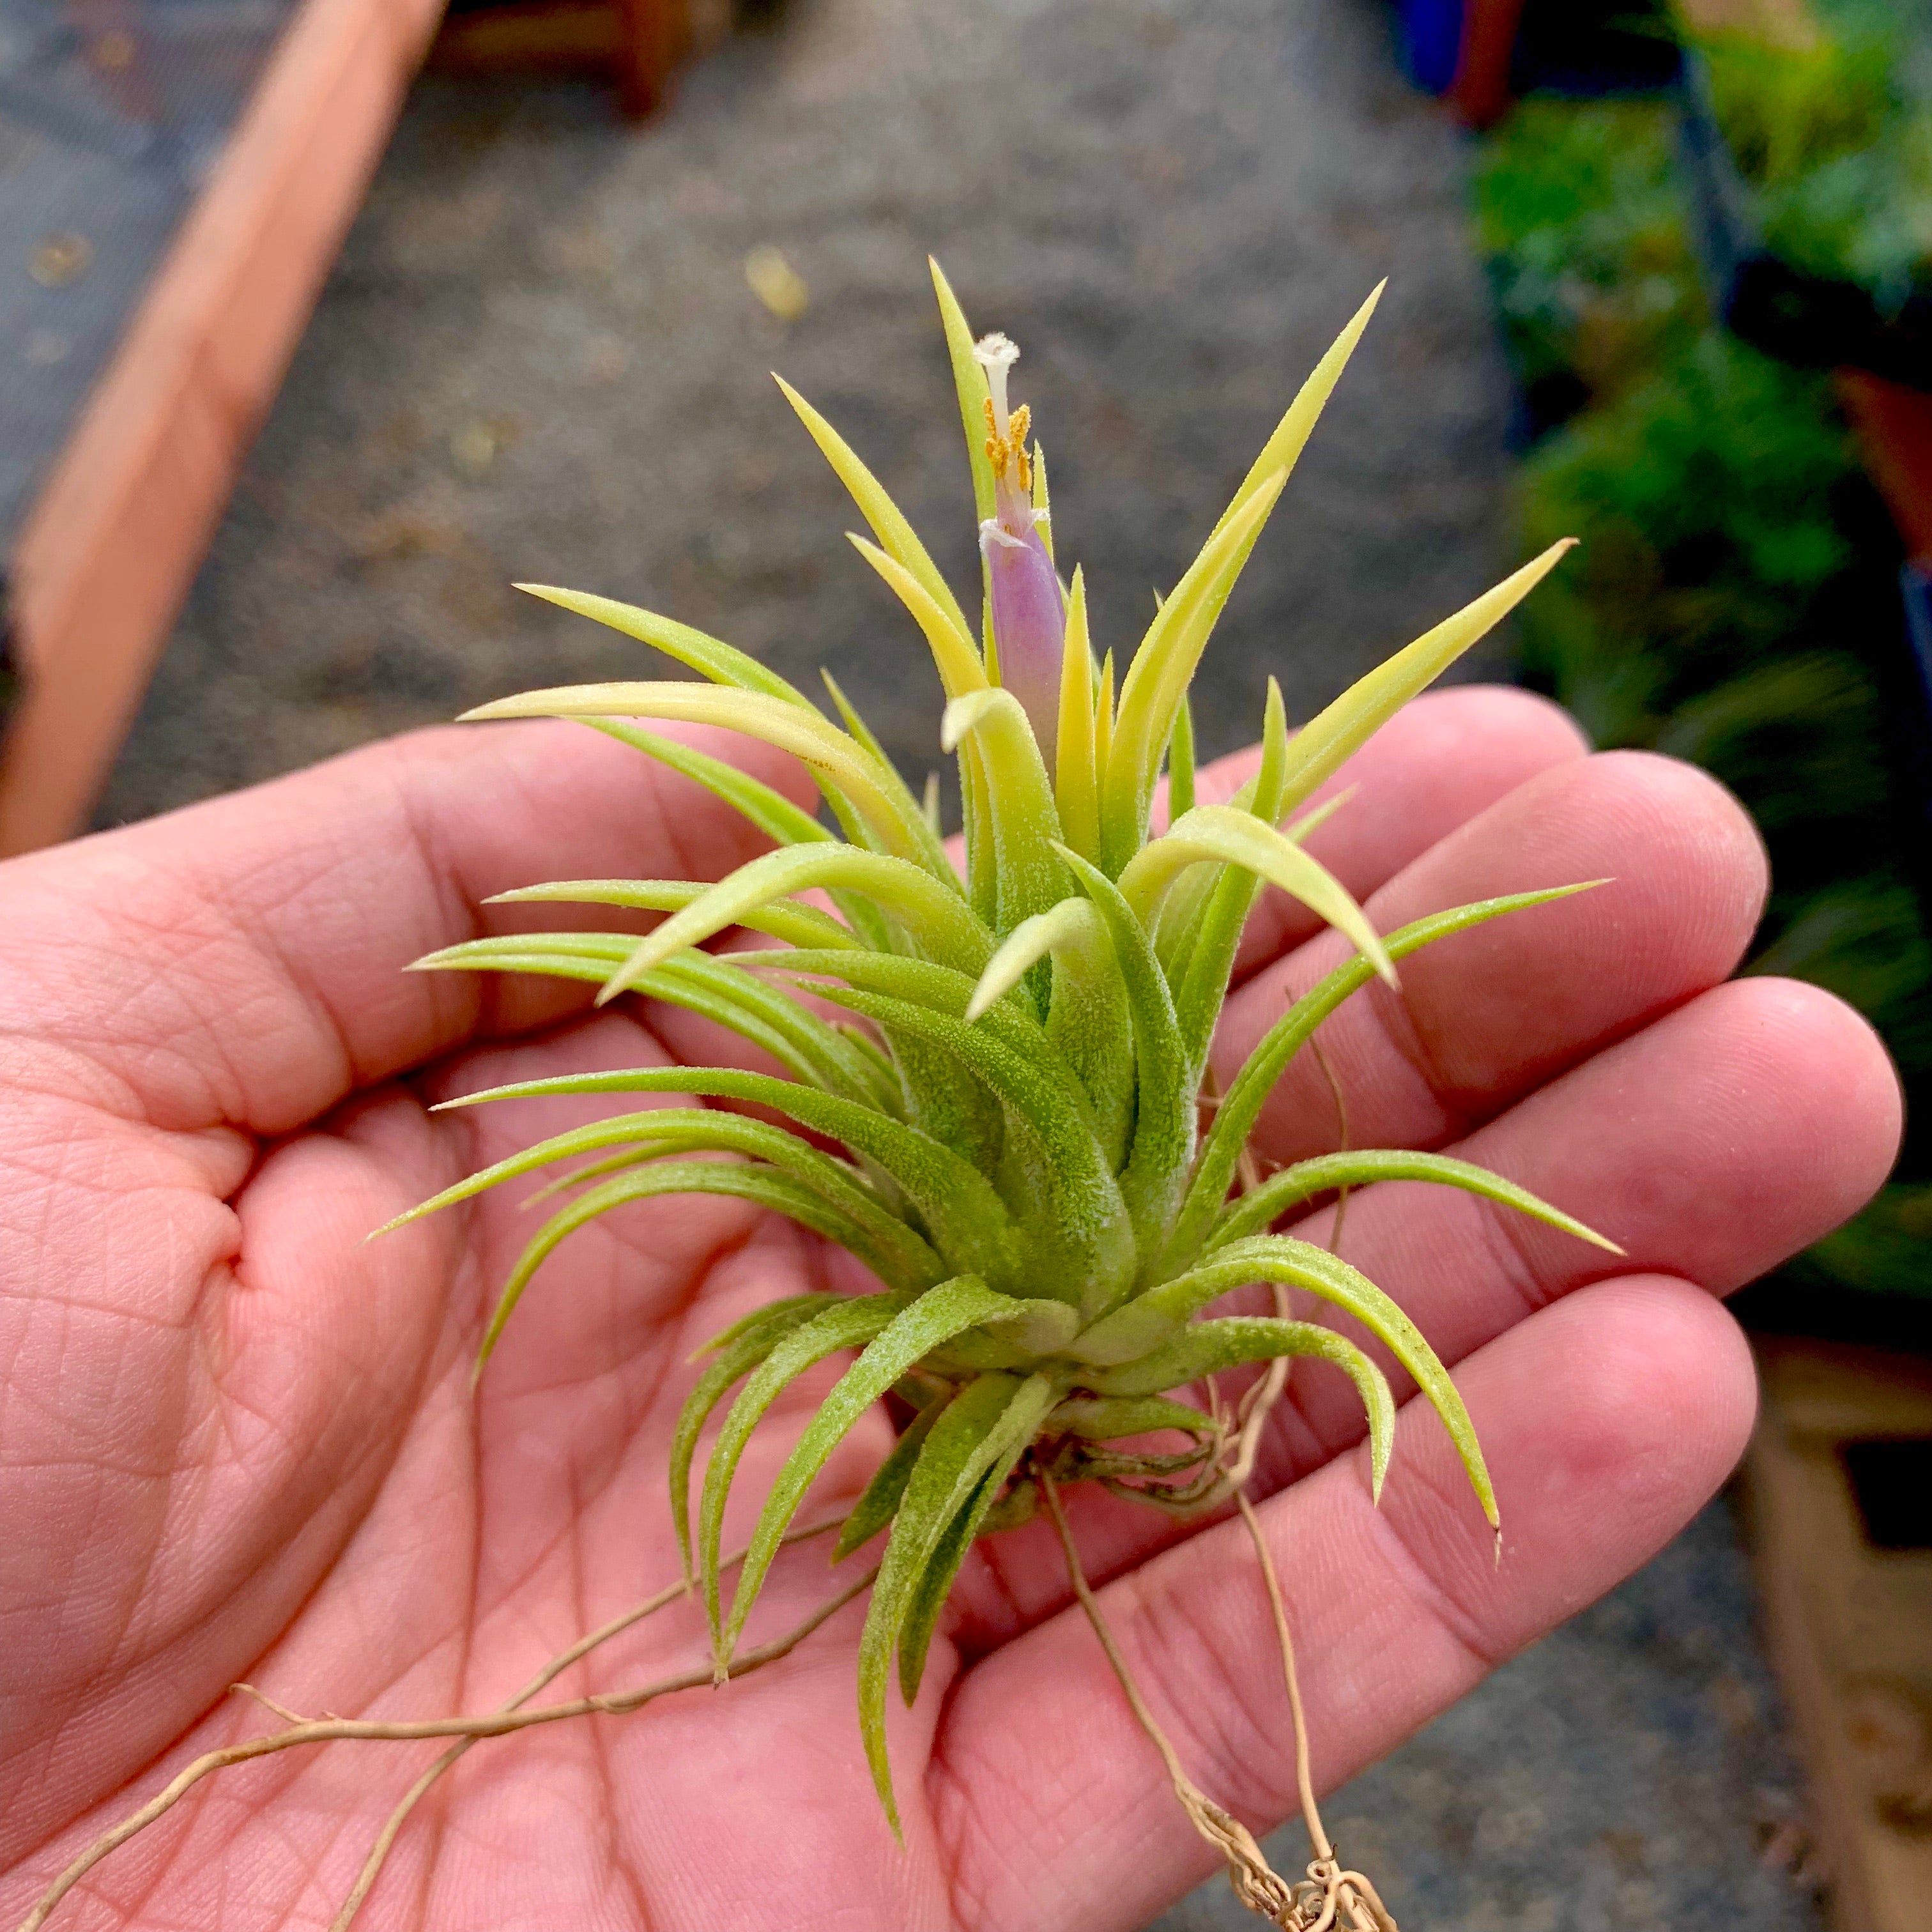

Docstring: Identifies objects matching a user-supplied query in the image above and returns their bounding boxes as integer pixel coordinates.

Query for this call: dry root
[13,1523,866,1932]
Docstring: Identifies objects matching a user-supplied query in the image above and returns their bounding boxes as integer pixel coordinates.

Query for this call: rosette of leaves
[389,264,1612,1826]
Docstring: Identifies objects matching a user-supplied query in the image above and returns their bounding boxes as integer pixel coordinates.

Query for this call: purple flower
[975,334,1064,770]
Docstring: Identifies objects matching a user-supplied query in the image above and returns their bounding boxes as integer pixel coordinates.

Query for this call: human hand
[0,689,1898,1931]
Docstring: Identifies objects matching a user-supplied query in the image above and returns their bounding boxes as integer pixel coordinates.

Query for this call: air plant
[382,264,1611,1924]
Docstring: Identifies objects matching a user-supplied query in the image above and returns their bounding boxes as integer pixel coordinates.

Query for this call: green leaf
[381,1105,936,1292]
[1166,696,1195,824]
[958,902,1135,1173]
[1207,1149,1623,1255]
[1082,1236,1494,1524]
[475,1162,909,1373]
[484,878,855,950]
[699,1294,907,1651]
[1119,803,1396,988]
[671,1296,833,1580]
[1273,541,1575,819]
[1054,568,1101,863]
[1082,1315,1396,1502]
[1204,282,1382,554]
[1167,675,1288,1054]
[857,1372,1057,1826]
[1054,847,1193,1259]
[723,1275,1021,1659]
[514,584,821,709]
[940,689,1071,959]
[594,845,991,1004]
[434,1063,1027,1292]
[808,982,1137,1314]
[1163,884,1605,1274]
[410,937,883,1103]
[963,898,1105,1023]
[896,1418,1032,1707]
[850,536,990,702]
[821,670,957,887]
[1031,441,1053,560]
[776,372,977,650]
[834,1388,952,1560]
[1100,474,1288,873]
[1045,1394,1218,1443]
[459,682,936,870]
[929,256,999,527]
[578,721,834,848]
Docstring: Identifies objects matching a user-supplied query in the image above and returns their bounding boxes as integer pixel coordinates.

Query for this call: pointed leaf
[672,1296,832,1579]
[1084,1315,1396,1501]
[382,1104,930,1280]
[776,372,977,649]
[699,1294,907,1648]
[514,584,820,708]
[1054,569,1101,862]
[580,720,833,847]
[1082,1236,1494,1524]
[1208,1149,1623,1255]
[723,1275,1020,1657]
[595,844,990,1003]
[459,682,934,868]
[434,1063,1027,1292]
[1100,475,1287,871]
[857,1372,1055,1824]
[1120,803,1396,988]
[850,537,989,702]
[820,669,956,885]
[1206,282,1382,553]
[1273,541,1575,817]
[930,256,999,526]
[486,878,855,950]
[475,1162,907,1372]
[1165,884,1604,1273]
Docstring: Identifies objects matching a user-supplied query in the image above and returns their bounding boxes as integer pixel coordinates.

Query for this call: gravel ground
[1153,1494,1823,1932]
[94,1,1823,1926]
[98,0,1514,821]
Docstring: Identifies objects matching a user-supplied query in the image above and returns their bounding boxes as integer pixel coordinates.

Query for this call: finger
[1242,974,1898,1476]
[0,719,815,1137]
[1188,685,1590,979]
[1216,749,1768,1168]
[929,1275,1757,1932]
[937,971,1893,1654]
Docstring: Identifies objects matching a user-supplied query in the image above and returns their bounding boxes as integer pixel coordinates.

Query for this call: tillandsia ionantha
[368,263,1615,1926]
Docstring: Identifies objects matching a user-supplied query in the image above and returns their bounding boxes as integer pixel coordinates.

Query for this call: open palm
[0,694,1898,1932]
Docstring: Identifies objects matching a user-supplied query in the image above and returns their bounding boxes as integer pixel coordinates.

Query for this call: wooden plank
[1745,1338,1932,1932]
[0,0,447,856]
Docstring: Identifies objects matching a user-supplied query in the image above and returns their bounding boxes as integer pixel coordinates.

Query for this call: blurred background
[3,0,1929,1926]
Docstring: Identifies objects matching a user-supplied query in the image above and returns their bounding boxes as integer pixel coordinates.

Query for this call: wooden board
[1745,1338,1932,1932]
[0,0,447,855]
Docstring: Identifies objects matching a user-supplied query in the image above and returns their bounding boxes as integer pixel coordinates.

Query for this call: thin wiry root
[15,1521,862,1932]
[1038,1467,1300,1922]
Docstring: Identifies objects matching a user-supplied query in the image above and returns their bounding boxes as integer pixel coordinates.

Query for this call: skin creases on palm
[390,259,1614,1832]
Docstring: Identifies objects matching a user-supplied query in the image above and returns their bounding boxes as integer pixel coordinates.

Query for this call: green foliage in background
[1690,0,1932,300]
[1473,99,1706,417]
[1476,70,1932,1300]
